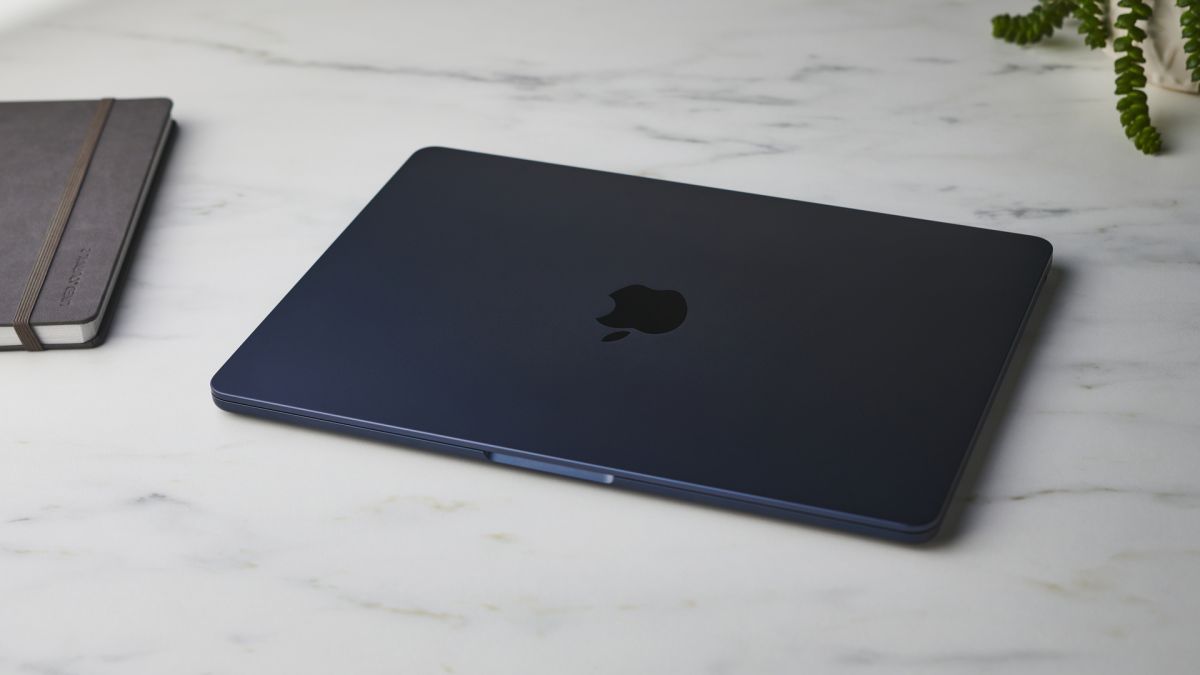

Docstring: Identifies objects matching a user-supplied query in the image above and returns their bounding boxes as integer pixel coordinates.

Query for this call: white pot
[1108,0,1199,93]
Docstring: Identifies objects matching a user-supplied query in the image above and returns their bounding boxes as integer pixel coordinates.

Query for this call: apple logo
[596,284,687,342]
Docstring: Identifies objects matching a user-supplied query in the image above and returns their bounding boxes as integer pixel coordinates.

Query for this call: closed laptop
[212,147,1052,542]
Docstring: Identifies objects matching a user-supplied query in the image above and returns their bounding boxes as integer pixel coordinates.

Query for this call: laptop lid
[212,147,1051,538]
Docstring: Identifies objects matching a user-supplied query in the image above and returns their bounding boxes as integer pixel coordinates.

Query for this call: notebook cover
[0,98,172,349]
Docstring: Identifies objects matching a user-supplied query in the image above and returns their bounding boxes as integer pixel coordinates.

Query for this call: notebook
[212,147,1052,542]
[0,98,173,350]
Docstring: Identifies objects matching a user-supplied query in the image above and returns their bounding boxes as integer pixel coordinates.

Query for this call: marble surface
[2,0,1199,672]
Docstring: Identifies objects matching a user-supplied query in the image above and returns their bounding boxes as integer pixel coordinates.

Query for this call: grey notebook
[1,98,172,350]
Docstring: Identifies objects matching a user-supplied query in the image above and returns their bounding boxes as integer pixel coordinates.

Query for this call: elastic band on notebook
[13,97,114,351]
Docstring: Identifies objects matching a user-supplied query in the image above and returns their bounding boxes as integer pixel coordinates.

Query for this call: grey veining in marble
[1,0,1199,673]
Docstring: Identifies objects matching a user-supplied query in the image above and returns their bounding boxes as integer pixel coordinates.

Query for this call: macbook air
[211,147,1052,542]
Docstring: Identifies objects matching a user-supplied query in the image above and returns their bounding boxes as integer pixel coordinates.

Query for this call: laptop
[211,147,1051,542]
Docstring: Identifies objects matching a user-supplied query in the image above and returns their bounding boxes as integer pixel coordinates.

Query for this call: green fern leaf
[1114,0,1162,153]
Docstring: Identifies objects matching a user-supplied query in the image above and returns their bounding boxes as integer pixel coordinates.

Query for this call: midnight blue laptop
[211,147,1051,542]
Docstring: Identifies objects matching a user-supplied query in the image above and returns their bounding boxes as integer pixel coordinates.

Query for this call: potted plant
[991,0,1199,153]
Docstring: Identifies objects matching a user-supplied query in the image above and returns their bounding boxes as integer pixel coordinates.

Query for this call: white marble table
[3,1,1199,673]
